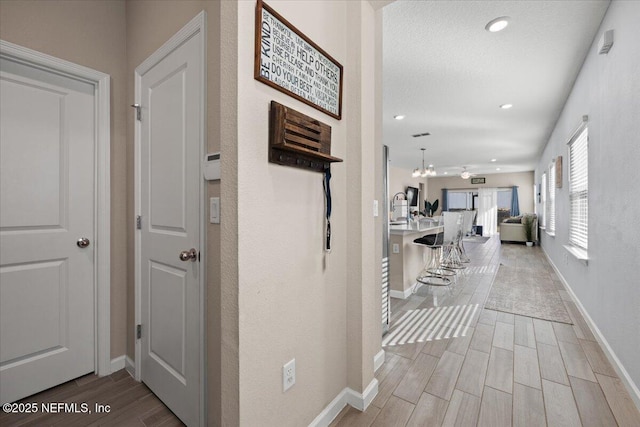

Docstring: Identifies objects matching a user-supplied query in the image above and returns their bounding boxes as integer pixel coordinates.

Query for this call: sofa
[500,215,538,243]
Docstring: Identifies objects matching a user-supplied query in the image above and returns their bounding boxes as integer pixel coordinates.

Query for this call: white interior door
[0,57,95,403]
[137,25,203,427]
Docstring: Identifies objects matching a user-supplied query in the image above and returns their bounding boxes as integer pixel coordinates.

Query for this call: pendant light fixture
[412,148,436,178]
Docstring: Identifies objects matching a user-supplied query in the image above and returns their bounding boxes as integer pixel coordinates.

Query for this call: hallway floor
[0,369,184,426]
[3,237,639,426]
[332,236,640,426]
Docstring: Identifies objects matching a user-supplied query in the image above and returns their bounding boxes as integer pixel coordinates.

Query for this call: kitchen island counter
[389,221,442,299]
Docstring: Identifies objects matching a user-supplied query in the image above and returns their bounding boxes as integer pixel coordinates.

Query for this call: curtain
[441,189,448,212]
[477,187,498,236]
[510,186,520,216]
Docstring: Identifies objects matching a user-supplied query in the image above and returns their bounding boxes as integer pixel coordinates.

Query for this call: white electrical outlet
[283,358,296,392]
[373,200,379,217]
[392,243,400,254]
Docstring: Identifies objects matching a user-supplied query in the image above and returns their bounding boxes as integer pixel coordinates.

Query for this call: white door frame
[133,11,207,424]
[0,40,112,376]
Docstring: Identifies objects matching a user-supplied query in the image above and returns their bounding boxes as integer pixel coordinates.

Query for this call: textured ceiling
[383,0,609,177]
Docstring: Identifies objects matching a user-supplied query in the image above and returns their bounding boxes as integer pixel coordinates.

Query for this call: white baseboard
[542,249,640,410]
[110,355,126,372]
[346,378,378,411]
[390,282,422,300]
[308,378,379,427]
[374,349,385,372]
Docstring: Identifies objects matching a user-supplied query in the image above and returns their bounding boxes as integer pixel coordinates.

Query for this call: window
[447,191,474,211]
[547,161,556,233]
[540,173,547,228]
[568,126,588,250]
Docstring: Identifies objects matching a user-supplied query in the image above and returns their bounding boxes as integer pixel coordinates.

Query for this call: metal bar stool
[413,217,454,287]
[441,211,466,271]
[458,210,477,263]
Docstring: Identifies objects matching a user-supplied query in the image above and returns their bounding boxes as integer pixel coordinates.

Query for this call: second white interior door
[138,22,203,427]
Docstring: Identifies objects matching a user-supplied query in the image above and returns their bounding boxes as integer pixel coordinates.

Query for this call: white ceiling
[383,0,610,177]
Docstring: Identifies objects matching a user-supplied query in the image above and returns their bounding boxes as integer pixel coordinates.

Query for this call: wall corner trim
[541,248,640,410]
[110,355,135,379]
[125,356,135,378]
[308,378,379,427]
[374,349,385,372]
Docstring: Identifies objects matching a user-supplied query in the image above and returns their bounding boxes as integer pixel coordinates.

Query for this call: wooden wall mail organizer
[269,100,342,173]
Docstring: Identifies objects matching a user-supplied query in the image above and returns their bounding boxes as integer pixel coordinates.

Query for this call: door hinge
[136,215,142,230]
[136,324,142,339]
[131,103,141,121]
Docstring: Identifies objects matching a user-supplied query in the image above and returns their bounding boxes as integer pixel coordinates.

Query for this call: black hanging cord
[323,166,332,252]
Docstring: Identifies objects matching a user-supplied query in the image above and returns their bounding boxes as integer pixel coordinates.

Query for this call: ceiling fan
[459,166,477,180]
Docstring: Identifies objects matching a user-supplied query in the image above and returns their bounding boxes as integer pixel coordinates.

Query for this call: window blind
[541,173,547,228]
[569,127,588,249]
[547,162,556,233]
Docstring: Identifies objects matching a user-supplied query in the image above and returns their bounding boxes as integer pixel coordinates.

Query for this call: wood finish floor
[332,237,640,427]
[0,369,184,426]
[3,237,638,426]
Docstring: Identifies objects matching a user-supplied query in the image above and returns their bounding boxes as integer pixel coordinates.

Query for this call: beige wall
[0,0,128,359]
[235,1,349,422]
[426,171,535,215]
[226,1,380,424]
[345,0,380,397]
[218,0,239,423]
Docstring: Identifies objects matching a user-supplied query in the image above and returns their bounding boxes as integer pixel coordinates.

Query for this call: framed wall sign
[471,177,486,184]
[555,156,563,188]
[254,0,343,120]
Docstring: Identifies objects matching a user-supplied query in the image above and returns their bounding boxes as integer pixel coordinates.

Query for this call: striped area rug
[383,304,479,347]
[457,265,498,275]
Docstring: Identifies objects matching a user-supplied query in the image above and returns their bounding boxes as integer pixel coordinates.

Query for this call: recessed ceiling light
[485,17,510,32]
[444,172,448,175]
[496,167,501,171]
[394,115,405,120]
[500,104,513,109]
[491,158,497,162]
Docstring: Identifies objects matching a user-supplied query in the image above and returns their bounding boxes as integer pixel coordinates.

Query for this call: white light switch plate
[210,197,220,224]
[373,200,379,217]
